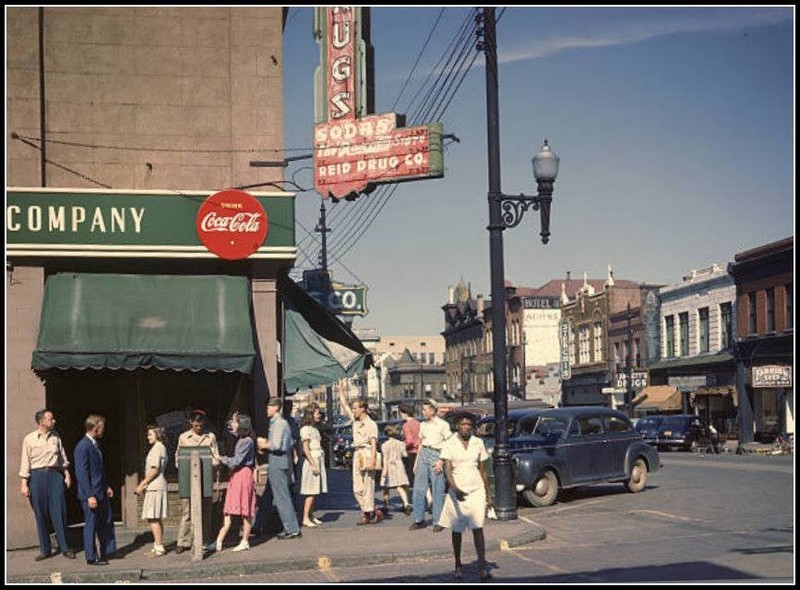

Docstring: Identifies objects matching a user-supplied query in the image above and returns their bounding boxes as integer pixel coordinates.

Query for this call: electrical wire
[391,8,445,111]
[324,9,478,252]
[325,8,482,261]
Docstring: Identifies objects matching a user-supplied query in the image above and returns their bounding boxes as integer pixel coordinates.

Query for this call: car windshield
[532,416,568,438]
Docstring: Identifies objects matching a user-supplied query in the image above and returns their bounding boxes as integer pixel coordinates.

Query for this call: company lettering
[7,205,145,234]
[199,212,262,233]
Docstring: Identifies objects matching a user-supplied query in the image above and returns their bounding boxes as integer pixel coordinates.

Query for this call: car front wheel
[523,470,558,507]
[626,458,648,493]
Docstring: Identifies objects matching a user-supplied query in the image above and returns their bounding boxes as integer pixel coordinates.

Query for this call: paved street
[195,453,795,584]
[13,451,787,584]
[190,453,795,584]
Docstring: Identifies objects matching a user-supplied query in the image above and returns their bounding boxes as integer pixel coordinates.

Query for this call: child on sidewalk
[380,424,412,515]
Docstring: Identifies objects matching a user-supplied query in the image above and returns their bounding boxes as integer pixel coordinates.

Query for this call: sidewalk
[6,468,546,584]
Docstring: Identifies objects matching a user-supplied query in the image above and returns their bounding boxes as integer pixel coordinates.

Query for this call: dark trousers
[29,469,70,556]
[80,496,117,561]
[404,452,417,487]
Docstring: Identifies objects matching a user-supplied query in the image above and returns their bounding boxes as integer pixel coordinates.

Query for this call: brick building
[6,7,289,548]
[729,237,794,443]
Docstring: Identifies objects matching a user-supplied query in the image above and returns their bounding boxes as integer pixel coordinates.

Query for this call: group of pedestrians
[20,394,494,581]
[334,380,493,580]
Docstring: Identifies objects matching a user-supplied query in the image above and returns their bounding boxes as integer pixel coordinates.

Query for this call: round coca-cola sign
[196,189,269,260]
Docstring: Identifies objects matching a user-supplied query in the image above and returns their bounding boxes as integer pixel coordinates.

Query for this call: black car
[512,406,661,508]
[635,415,664,446]
[475,408,547,455]
[657,414,714,452]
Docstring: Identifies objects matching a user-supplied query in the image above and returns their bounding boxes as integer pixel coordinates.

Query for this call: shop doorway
[45,369,250,527]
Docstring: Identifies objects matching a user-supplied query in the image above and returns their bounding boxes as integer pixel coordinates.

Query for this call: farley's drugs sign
[6,188,295,259]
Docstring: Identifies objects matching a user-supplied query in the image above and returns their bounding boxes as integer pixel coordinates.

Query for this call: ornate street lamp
[480,7,559,521]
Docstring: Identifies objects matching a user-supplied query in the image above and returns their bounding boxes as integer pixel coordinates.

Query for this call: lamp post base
[492,454,518,521]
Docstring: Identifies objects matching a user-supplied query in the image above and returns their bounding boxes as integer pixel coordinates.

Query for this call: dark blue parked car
[635,415,664,446]
[512,406,661,508]
[657,414,714,452]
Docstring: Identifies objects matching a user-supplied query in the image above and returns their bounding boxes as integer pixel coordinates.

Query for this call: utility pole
[316,198,335,460]
[626,302,634,416]
[314,199,331,272]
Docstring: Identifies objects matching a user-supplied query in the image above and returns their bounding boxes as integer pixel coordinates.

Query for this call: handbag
[358,451,382,472]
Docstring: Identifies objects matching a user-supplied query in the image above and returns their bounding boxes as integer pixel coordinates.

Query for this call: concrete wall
[6,267,47,549]
[7,7,284,190]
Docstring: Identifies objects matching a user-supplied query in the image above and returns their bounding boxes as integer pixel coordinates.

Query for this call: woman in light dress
[380,424,412,515]
[438,412,493,582]
[135,425,169,557]
[299,403,327,528]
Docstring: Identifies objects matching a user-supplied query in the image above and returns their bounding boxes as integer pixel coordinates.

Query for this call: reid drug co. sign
[313,7,443,200]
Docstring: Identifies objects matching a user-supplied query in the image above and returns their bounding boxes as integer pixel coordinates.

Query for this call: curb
[7,525,546,584]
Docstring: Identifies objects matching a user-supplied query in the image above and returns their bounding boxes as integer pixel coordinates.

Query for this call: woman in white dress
[135,426,168,556]
[299,404,327,528]
[438,412,493,581]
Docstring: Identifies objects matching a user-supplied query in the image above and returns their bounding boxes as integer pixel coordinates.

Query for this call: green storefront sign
[6,188,295,259]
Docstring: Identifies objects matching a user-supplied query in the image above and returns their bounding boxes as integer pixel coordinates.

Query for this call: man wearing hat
[174,409,220,553]
[409,399,453,532]
[258,398,301,539]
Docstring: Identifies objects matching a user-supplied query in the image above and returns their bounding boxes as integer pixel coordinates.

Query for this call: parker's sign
[313,7,444,200]
[752,365,792,388]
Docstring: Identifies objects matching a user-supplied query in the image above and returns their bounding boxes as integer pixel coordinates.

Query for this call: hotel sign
[313,7,443,200]
[6,188,295,260]
[523,297,558,309]
[752,365,792,388]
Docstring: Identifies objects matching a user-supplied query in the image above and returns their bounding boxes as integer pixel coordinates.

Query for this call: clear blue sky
[281,6,794,337]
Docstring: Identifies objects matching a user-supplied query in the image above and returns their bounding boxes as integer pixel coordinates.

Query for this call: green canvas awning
[32,273,256,373]
[280,275,372,392]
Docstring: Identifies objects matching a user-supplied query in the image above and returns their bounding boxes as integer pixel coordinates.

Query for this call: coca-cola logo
[196,189,269,260]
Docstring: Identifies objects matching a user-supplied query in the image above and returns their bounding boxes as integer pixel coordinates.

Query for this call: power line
[326,9,481,260]
[11,132,312,154]
[12,133,112,188]
[391,8,445,111]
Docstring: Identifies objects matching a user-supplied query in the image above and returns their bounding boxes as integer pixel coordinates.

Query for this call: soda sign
[196,189,268,260]
[313,7,443,200]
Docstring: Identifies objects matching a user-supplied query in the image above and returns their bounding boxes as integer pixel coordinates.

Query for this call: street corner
[485,517,547,551]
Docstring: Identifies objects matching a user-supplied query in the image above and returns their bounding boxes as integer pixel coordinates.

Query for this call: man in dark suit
[74,414,117,565]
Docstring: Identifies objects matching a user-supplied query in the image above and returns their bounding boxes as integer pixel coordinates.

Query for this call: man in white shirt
[409,399,452,532]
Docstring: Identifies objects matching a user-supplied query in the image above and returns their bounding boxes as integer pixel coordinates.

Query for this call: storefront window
[720,302,732,350]
[748,292,757,334]
[698,307,709,353]
[766,288,775,332]
[665,315,675,358]
[679,312,689,356]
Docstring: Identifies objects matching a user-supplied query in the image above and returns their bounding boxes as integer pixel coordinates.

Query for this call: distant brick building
[729,237,794,443]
